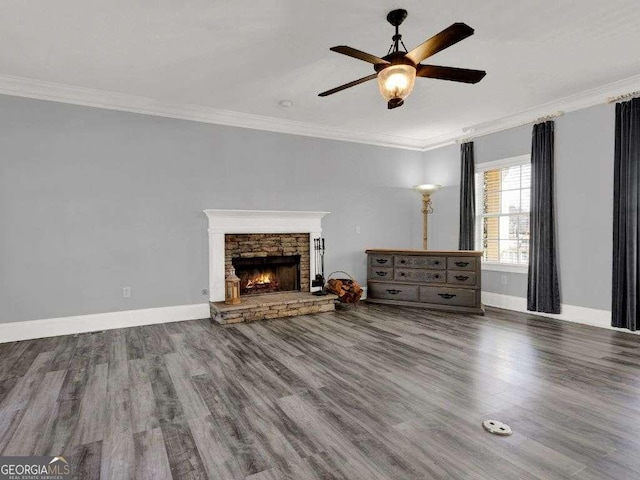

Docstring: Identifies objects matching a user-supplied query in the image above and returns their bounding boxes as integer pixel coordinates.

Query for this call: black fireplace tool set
[312,238,328,296]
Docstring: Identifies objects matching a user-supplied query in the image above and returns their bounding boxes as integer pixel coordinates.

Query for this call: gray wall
[0,94,424,323]
[422,104,615,311]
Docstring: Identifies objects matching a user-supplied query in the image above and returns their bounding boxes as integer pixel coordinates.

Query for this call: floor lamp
[413,184,441,250]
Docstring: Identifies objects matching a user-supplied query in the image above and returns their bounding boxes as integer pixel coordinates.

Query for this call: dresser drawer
[369,283,419,302]
[447,271,477,286]
[447,257,477,271]
[419,287,477,307]
[395,255,446,269]
[369,254,393,267]
[395,268,445,283]
[368,267,393,280]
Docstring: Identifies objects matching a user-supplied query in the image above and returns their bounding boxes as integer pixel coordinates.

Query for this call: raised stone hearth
[210,292,336,325]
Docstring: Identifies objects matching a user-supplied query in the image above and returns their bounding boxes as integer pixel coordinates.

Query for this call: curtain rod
[607,91,640,103]
[532,112,563,124]
[456,91,640,144]
[458,111,563,143]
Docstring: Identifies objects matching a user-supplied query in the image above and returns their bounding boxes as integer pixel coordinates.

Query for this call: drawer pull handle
[386,289,402,295]
[455,275,469,281]
[434,261,440,265]
[376,271,388,277]
[376,259,388,264]
[438,293,456,300]
[455,261,470,267]
[400,272,406,277]
[434,274,440,279]
[400,260,406,264]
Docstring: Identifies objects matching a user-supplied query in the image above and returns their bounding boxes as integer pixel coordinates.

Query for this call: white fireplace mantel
[203,209,329,302]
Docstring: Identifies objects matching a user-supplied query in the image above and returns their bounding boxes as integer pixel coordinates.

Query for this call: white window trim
[476,154,530,173]
[476,154,531,270]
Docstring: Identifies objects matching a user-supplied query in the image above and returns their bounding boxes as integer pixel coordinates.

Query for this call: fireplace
[226,233,309,296]
[232,255,300,296]
[203,210,329,302]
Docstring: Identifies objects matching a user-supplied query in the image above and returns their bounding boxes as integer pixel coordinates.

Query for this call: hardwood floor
[1,304,640,479]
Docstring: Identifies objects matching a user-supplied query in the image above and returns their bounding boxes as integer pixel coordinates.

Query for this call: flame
[246,273,271,288]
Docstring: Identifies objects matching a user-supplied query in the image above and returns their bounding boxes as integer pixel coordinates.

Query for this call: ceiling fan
[319,9,486,109]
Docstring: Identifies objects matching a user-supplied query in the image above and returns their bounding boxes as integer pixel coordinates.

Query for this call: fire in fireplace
[232,255,301,296]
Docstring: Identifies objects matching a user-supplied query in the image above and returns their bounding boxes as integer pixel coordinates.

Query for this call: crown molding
[1,72,640,152]
[0,73,425,151]
[421,73,640,151]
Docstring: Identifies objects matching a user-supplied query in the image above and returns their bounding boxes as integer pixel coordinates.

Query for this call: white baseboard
[481,292,639,335]
[3,292,635,343]
[0,303,211,343]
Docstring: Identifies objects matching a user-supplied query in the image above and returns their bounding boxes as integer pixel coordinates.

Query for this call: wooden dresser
[365,249,484,314]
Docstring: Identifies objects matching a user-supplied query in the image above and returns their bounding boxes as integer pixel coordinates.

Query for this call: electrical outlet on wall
[355,225,361,235]
[122,286,131,298]
[500,275,508,285]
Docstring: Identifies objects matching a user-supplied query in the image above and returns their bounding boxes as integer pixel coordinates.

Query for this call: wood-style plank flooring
[1,304,640,479]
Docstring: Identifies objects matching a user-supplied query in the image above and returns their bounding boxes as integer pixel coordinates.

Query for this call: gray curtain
[612,98,640,331]
[458,142,475,250]
[527,121,561,313]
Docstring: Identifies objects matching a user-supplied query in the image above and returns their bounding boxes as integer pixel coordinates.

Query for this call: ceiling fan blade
[318,74,378,97]
[330,46,390,65]
[416,64,486,84]
[406,23,475,64]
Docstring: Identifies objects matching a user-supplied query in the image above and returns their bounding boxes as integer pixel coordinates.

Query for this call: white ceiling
[1,0,640,149]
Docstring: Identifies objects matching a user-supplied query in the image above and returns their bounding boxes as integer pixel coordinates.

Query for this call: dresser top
[366,249,482,257]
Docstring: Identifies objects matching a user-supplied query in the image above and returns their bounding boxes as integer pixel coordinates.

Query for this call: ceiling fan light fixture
[319,9,485,108]
[377,64,416,108]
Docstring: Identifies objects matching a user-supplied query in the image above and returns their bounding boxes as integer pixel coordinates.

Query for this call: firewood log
[326,276,363,303]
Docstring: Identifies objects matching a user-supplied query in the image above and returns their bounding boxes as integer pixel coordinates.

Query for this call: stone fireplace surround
[203,209,329,302]
[226,233,309,294]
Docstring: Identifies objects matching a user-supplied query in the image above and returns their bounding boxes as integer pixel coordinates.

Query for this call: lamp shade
[413,184,442,194]
[377,64,416,103]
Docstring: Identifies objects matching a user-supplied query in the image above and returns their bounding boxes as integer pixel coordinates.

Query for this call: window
[475,155,531,269]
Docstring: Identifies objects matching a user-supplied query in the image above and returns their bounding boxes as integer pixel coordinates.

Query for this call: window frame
[475,154,531,273]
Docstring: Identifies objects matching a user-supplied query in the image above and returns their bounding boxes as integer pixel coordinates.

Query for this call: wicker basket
[325,271,363,303]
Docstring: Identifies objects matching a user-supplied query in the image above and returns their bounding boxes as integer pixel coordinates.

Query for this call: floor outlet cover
[482,419,513,436]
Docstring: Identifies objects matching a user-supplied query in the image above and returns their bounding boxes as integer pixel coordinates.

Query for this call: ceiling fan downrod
[387,9,409,55]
